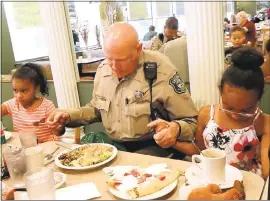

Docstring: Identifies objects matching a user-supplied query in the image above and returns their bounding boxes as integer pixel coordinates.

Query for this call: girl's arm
[2,99,15,117]
[255,113,269,180]
[173,105,210,156]
[260,114,269,180]
[1,104,8,117]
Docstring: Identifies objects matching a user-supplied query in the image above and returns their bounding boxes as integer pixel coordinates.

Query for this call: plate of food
[178,180,245,200]
[105,163,183,200]
[55,143,117,170]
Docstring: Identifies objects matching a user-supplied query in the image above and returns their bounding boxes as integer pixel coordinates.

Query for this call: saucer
[54,172,66,189]
[185,164,243,189]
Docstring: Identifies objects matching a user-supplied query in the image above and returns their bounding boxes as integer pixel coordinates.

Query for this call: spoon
[45,147,60,160]
[190,140,204,156]
[190,140,214,158]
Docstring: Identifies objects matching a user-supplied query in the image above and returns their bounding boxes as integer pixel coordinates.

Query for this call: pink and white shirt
[4,98,57,143]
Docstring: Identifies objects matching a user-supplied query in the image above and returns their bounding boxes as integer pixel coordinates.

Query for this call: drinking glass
[24,167,55,200]
[19,129,37,148]
[4,147,26,187]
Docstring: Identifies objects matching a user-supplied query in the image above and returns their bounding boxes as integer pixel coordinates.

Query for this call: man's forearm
[65,104,101,128]
[174,117,197,141]
[173,141,199,156]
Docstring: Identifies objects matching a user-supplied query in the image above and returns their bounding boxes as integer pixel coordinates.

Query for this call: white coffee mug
[192,148,226,184]
[25,146,44,171]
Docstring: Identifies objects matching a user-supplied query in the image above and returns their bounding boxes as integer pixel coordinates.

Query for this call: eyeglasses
[219,107,260,118]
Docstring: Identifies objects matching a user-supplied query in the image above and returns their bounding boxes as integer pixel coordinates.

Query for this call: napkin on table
[56,182,101,200]
[14,182,101,200]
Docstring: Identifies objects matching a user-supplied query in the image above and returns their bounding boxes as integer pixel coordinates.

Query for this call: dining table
[261,176,269,200]
[76,57,105,77]
[2,133,267,200]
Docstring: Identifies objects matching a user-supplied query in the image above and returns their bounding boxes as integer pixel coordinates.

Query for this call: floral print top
[202,105,262,177]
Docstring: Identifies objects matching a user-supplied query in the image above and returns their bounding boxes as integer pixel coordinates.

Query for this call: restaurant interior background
[1,1,270,138]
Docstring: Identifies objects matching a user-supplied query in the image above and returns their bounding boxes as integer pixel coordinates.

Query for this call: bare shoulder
[198,105,211,125]
[255,113,270,136]
[199,105,211,117]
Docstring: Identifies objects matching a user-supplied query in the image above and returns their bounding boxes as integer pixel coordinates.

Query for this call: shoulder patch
[169,72,186,94]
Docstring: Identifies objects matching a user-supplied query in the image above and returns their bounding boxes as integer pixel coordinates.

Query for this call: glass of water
[24,167,55,200]
[3,147,26,187]
[19,128,37,148]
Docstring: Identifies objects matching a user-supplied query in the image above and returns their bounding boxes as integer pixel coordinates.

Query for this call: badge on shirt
[134,90,144,103]
[169,72,186,94]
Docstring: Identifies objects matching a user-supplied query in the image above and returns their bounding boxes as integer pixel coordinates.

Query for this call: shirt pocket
[124,102,151,136]
[95,97,111,130]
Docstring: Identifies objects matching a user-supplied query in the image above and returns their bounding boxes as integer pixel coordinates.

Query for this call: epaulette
[98,61,108,68]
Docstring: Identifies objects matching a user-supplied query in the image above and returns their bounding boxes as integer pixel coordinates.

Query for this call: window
[127,2,152,40]
[129,19,152,40]
[224,2,234,21]
[175,2,184,15]
[155,2,171,17]
[68,2,101,48]
[4,2,48,61]
[4,2,101,61]
[128,2,151,20]
[126,2,186,40]
[154,18,167,33]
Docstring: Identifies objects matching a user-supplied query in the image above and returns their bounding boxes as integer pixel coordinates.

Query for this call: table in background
[77,57,105,77]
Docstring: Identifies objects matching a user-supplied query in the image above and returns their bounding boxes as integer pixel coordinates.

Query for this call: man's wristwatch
[172,121,181,140]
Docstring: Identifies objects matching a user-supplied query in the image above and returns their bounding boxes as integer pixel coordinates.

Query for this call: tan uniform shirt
[149,32,185,51]
[149,35,164,51]
[67,50,198,142]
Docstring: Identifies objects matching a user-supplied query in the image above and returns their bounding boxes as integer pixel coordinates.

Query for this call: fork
[55,142,72,150]
[45,147,60,160]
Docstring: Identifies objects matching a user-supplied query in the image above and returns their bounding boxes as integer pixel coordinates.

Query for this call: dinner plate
[109,180,178,200]
[54,143,118,170]
[4,131,12,141]
[185,164,243,189]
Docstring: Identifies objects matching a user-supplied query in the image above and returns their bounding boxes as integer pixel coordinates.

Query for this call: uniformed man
[46,23,198,158]
[148,17,183,51]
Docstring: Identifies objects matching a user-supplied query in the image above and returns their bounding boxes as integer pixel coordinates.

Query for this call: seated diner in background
[224,25,247,67]
[236,11,257,47]
[143,25,157,41]
[148,17,182,51]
